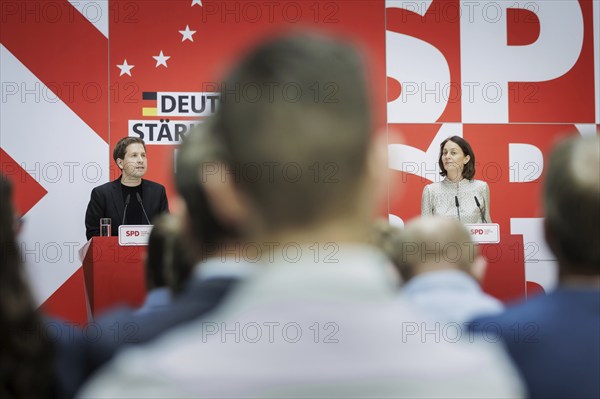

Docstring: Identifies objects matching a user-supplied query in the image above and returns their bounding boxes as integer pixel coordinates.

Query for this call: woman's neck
[446,173,463,183]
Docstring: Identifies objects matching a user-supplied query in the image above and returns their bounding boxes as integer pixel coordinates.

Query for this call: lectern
[81,237,147,318]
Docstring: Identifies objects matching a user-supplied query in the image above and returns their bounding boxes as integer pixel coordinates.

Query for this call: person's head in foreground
[398,216,504,323]
[208,32,386,243]
[543,135,600,283]
[173,125,244,263]
[464,134,600,399]
[145,213,194,294]
[0,175,53,398]
[78,33,524,399]
[402,216,485,282]
[370,220,409,283]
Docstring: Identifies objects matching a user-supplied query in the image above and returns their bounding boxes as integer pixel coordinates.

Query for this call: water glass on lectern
[100,218,111,237]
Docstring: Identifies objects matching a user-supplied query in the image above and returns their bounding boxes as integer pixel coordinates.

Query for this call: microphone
[474,196,487,223]
[455,196,461,221]
[122,194,131,225]
[136,192,151,224]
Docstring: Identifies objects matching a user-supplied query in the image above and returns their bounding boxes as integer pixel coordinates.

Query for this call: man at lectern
[84,137,169,240]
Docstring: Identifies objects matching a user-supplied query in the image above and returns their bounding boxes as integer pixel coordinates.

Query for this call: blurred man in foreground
[78,128,251,392]
[80,33,523,398]
[472,135,600,398]
[400,216,503,323]
[370,220,408,284]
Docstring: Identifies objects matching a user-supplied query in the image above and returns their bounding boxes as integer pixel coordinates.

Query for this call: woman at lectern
[421,136,491,224]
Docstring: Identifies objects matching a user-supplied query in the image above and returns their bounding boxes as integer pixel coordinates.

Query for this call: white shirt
[193,256,257,281]
[422,178,492,223]
[79,245,523,398]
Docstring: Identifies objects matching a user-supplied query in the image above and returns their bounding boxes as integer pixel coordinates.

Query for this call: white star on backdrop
[153,51,171,68]
[191,0,202,6]
[117,60,134,76]
[179,25,196,42]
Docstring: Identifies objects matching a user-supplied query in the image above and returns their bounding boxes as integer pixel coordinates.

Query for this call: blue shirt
[472,287,600,398]
[401,269,504,323]
[134,287,172,316]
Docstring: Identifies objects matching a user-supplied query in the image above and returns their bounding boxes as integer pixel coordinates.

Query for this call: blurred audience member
[134,214,192,315]
[79,127,249,389]
[80,33,523,398]
[0,175,53,398]
[401,216,503,323]
[472,135,600,398]
[370,219,408,284]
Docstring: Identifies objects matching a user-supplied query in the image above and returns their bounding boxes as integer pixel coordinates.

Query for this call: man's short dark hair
[544,135,599,275]
[438,136,476,180]
[211,33,371,231]
[113,137,146,164]
[146,214,194,293]
[174,126,240,258]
